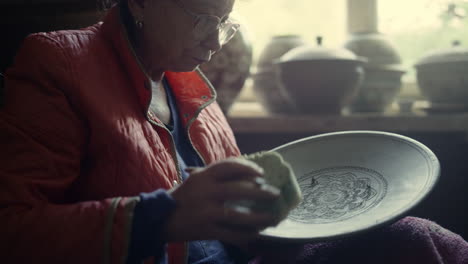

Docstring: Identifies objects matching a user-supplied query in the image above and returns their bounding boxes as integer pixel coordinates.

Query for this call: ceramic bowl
[275,45,365,114]
[415,45,468,106]
[348,67,405,113]
[260,130,440,242]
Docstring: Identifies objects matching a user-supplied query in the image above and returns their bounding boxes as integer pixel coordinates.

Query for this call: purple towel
[248,217,468,264]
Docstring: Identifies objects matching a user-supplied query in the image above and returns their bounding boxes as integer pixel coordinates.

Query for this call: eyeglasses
[172,0,240,46]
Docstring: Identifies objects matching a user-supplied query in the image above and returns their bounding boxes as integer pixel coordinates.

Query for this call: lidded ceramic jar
[253,35,307,114]
[344,33,406,112]
[275,37,365,114]
[415,42,468,110]
[256,35,308,72]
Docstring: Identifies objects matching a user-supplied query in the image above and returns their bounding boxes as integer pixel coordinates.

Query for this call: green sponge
[243,151,302,221]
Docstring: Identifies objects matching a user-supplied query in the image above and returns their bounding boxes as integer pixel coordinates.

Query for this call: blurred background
[232,0,468,109]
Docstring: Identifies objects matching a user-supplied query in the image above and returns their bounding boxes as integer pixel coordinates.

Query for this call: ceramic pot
[348,66,405,112]
[275,42,365,114]
[344,32,405,112]
[256,35,307,72]
[252,70,298,114]
[199,26,253,115]
[344,32,402,66]
[415,43,468,108]
[253,35,307,114]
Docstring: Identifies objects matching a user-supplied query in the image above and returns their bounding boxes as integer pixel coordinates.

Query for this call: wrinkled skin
[164,158,281,246]
[128,0,234,79]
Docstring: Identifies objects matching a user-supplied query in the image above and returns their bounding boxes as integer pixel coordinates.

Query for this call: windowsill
[227,101,468,135]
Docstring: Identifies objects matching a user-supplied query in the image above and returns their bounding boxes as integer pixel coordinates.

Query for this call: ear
[127,0,146,21]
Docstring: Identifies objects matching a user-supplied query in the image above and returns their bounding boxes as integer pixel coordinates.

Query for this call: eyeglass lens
[194,16,239,45]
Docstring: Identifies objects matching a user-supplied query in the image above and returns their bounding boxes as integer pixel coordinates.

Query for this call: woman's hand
[162,158,281,245]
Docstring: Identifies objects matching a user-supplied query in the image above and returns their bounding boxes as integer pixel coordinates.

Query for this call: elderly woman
[1,0,467,263]
[0,0,280,263]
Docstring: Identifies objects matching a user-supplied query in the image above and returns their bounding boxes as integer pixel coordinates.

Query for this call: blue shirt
[127,78,248,264]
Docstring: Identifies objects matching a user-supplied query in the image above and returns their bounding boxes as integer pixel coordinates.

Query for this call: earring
[135,19,144,29]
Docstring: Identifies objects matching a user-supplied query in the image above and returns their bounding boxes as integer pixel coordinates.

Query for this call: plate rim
[260,130,441,243]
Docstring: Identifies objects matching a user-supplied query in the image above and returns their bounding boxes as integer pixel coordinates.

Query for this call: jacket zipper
[172,70,217,264]
[118,8,186,262]
[184,69,218,166]
[186,120,207,167]
[119,0,183,185]
[145,106,183,185]
[145,97,187,264]
[145,73,215,264]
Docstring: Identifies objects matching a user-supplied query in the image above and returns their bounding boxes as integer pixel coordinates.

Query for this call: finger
[207,158,265,181]
[212,180,280,202]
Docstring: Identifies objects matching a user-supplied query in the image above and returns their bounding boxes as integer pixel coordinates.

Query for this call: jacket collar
[100,6,216,126]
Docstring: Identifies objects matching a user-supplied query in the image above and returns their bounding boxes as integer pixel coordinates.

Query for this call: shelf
[228,114,468,134]
[227,102,468,135]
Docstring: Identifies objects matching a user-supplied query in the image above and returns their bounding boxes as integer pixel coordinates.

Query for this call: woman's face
[130,0,235,74]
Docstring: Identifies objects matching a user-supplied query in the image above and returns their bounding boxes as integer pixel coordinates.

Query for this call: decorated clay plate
[259,130,440,242]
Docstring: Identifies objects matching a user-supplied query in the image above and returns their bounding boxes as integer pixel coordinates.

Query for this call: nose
[201,31,222,54]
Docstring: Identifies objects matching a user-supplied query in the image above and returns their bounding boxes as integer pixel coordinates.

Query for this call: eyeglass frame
[171,0,240,45]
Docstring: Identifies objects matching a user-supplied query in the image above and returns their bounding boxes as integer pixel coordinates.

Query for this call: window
[233,0,346,104]
[379,0,468,96]
[235,0,347,64]
[232,0,468,108]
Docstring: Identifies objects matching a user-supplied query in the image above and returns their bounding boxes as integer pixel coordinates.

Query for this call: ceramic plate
[259,130,440,242]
